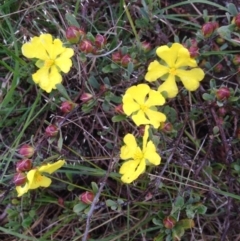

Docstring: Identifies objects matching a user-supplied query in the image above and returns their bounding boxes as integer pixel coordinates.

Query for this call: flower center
[169,67,177,75]
[44,59,55,68]
[134,149,144,160]
[140,104,148,112]
[34,172,43,183]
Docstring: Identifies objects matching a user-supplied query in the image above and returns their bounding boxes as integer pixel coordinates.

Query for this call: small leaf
[102,65,113,73]
[91,182,98,194]
[112,114,127,122]
[177,219,195,230]
[127,62,134,76]
[174,196,184,208]
[227,3,238,16]
[213,126,219,135]
[202,93,215,101]
[65,13,80,27]
[73,203,88,214]
[106,199,116,207]
[56,83,71,100]
[88,75,100,89]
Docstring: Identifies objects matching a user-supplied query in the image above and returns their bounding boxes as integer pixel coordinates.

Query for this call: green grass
[1,0,240,240]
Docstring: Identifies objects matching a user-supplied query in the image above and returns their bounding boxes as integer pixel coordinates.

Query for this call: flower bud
[121,54,132,67]
[95,34,107,49]
[163,216,177,229]
[160,122,173,133]
[45,125,58,137]
[216,37,225,45]
[13,173,27,186]
[60,101,75,113]
[216,87,230,100]
[66,26,86,44]
[80,93,93,102]
[217,107,228,117]
[141,41,151,52]
[232,13,240,29]
[232,54,240,65]
[213,63,223,73]
[16,159,32,172]
[202,22,218,37]
[79,191,95,204]
[79,40,94,53]
[112,51,122,63]
[114,104,124,114]
[18,144,34,158]
[189,46,199,58]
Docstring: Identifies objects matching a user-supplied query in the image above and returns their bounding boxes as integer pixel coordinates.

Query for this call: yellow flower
[120,125,161,183]
[122,84,166,128]
[22,34,74,93]
[145,43,205,98]
[16,160,65,197]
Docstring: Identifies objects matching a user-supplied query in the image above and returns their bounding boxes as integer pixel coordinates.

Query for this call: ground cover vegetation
[1,0,240,240]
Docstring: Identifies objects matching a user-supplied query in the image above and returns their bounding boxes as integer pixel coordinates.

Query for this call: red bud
[18,144,34,158]
[60,101,75,113]
[141,41,151,52]
[112,51,122,63]
[163,216,177,229]
[233,13,240,29]
[13,173,27,186]
[160,122,173,133]
[66,26,86,44]
[216,87,230,100]
[80,93,93,102]
[16,159,32,172]
[79,40,94,53]
[45,125,58,137]
[121,54,132,67]
[232,54,240,65]
[202,22,218,37]
[114,104,124,114]
[213,63,223,73]
[95,34,107,49]
[79,191,95,204]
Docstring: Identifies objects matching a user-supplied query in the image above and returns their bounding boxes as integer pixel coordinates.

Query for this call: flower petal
[120,134,138,160]
[55,49,74,73]
[156,43,183,67]
[127,84,150,105]
[144,141,161,165]
[158,75,179,98]
[22,36,48,60]
[120,159,146,183]
[145,109,166,128]
[38,160,65,174]
[122,93,140,116]
[176,68,205,91]
[132,110,151,126]
[16,183,29,197]
[175,47,197,68]
[145,89,166,107]
[145,60,169,82]
[27,169,40,189]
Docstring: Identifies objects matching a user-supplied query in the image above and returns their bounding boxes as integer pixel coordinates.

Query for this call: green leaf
[106,199,116,207]
[112,114,127,122]
[102,64,113,73]
[213,126,219,135]
[202,93,215,101]
[176,219,194,230]
[174,196,184,208]
[73,203,88,214]
[127,62,134,76]
[56,83,71,100]
[88,75,100,89]
[91,182,98,194]
[65,13,80,27]
[227,3,238,16]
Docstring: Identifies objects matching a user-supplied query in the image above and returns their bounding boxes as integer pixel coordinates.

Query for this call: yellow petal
[156,43,183,67]
[144,141,161,165]
[122,93,140,116]
[16,183,29,197]
[22,36,48,60]
[55,51,74,73]
[145,60,169,82]
[28,172,52,189]
[175,47,197,68]
[48,39,65,59]
[120,134,138,160]
[126,84,150,105]
[176,68,205,91]
[132,110,151,126]
[145,109,166,128]
[158,75,179,98]
[38,160,65,174]
[120,159,146,183]
[32,67,49,85]
[145,89,166,107]
[27,169,40,189]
